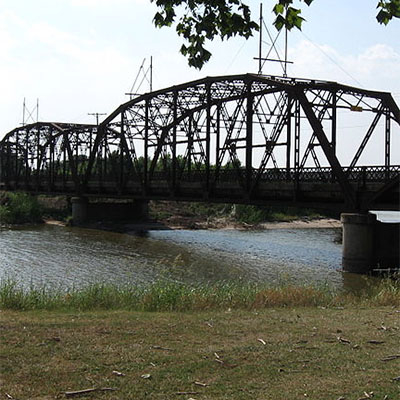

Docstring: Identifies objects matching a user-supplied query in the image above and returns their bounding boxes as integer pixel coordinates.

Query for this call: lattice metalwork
[1,74,399,211]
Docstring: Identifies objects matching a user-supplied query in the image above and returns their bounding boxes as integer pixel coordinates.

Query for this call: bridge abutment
[71,197,149,225]
[341,213,399,274]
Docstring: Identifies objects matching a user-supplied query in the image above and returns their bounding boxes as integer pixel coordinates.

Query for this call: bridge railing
[1,161,398,190]
[173,166,400,184]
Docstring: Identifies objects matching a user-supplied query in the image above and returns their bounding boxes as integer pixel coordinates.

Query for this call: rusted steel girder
[0,122,96,193]
[295,89,357,209]
[0,74,399,211]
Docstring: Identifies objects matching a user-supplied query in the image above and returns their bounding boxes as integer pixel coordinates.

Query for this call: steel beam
[296,89,356,208]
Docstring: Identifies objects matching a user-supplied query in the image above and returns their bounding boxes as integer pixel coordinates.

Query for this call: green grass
[1,277,399,399]
[0,191,43,224]
[234,204,325,224]
[1,307,400,399]
[1,277,399,312]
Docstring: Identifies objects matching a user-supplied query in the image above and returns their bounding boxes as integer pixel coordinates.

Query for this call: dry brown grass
[1,306,400,399]
[253,286,328,307]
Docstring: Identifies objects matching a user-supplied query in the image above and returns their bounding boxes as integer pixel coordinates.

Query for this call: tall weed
[1,277,398,312]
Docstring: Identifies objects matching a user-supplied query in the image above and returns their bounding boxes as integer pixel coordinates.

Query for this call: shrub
[0,192,43,224]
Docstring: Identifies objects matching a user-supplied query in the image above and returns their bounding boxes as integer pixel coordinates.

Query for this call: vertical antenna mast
[254,2,293,76]
[21,98,39,126]
[284,5,288,77]
[258,3,263,74]
[125,57,153,98]
[150,56,153,92]
[22,98,26,126]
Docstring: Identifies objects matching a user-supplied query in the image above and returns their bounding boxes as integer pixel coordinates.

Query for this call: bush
[0,192,43,224]
[234,204,324,224]
[234,204,272,224]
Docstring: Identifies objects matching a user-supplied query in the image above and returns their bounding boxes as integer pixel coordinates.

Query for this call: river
[0,222,376,292]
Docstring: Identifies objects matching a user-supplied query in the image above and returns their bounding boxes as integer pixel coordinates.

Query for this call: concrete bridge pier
[341,213,376,274]
[341,213,400,274]
[71,197,149,225]
[71,197,88,225]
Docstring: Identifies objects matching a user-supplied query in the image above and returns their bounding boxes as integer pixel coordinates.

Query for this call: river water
[0,223,373,291]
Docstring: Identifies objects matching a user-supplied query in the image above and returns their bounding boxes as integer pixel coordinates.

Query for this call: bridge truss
[1,74,399,211]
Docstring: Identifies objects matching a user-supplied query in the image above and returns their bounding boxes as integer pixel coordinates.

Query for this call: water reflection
[0,224,374,291]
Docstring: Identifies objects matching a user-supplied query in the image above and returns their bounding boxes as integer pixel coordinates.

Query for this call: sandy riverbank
[259,217,341,229]
[162,217,341,231]
[49,216,341,232]
[167,219,341,231]
[40,198,342,231]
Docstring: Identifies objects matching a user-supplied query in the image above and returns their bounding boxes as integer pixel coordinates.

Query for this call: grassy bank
[1,278,399,312]
[1,306,400,399]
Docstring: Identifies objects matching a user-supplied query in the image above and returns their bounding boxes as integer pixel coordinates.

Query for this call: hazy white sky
[0,0,399,140]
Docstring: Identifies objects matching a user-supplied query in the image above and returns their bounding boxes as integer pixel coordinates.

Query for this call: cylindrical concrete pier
[341,213,377,274]
[71,197,88,225]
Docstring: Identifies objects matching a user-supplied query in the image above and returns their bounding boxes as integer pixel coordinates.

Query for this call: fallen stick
[65,388,116,397]
[151,345,173,351]
[175,391,200,395]
[112,370,125,376]
[381,354,400,362]
[194,381,208,387]
[337,336,351,344]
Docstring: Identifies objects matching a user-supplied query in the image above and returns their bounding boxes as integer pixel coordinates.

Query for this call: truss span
[1,74,399,211]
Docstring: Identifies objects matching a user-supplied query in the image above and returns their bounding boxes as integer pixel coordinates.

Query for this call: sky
[0,0,399,147]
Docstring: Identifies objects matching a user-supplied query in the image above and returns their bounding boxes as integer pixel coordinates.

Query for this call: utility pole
[88,112,107,126]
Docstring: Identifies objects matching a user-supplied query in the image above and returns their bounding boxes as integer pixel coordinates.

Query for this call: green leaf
[293,14,305,29]
[377,9,391,24]
[153,12,165,27]
[273,4,285,15]
[376,0,400,23]
[274,14,286,31]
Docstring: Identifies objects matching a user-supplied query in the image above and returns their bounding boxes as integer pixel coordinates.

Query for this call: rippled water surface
[0,224,359,289]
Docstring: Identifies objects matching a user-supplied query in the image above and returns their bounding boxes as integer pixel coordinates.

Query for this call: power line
[224,39,247,73]
[300,31,364,87]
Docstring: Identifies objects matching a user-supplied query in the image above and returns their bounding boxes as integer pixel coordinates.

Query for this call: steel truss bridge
[0,74,399,212]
